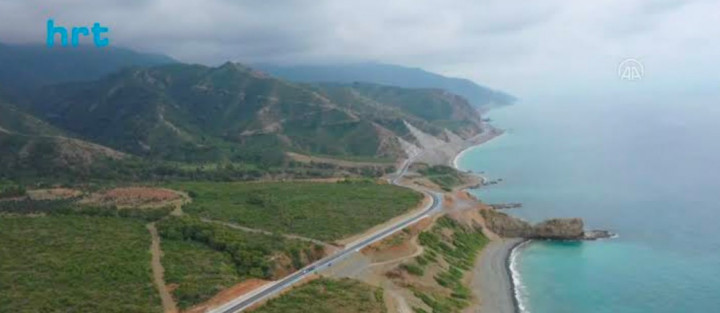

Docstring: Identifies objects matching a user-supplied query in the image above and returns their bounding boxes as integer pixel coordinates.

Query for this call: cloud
[0,0,718,96]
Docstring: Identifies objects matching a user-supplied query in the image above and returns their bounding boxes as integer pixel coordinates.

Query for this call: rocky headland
[488,202,523,210]
[480,209,613,240]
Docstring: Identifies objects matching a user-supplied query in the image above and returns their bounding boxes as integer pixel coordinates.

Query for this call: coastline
[470,238,525,313]
[452,128,525,313]
[451,143,472,169]
[508,239,531,313]
[451,127,503,171]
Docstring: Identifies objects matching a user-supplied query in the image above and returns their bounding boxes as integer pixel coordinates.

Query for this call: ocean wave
[510,240,532,313]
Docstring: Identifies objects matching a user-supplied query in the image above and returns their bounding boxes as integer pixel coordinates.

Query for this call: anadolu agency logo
[46,19,110,47]
[617,58,644,81]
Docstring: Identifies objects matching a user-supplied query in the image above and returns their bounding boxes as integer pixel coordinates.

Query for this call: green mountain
[255,63,516,110]
[0,98,60,137]
[0,99,126,178]
[29,62,483,164]
[0,43,176,97]
[314,82,483,138]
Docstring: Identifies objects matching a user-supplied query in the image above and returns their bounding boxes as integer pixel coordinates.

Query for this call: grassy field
[157,216,324,308]
[0,216,161,312]
[251,278,387,313]
[161,239,242,309]
[168,181,423,241]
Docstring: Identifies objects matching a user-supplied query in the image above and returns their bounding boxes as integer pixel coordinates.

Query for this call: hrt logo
[46,19,110,47]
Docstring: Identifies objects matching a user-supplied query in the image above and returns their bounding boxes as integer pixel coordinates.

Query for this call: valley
[0,42,519,313]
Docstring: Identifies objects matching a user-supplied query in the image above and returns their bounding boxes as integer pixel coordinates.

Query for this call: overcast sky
[1,0,718,97]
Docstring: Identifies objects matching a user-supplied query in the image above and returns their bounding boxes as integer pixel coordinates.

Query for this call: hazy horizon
[2,0,719,98]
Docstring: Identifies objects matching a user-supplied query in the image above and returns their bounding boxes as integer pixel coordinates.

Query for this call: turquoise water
[457,97,720,313]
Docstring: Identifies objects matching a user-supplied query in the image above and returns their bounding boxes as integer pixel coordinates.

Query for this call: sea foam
[510,240,532,313]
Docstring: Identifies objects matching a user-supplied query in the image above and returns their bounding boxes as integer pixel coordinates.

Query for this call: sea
[456,94,720,313]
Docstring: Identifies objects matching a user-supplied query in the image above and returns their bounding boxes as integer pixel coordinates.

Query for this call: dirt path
[200,218,339,252]
[366,236,425,268]
[286,152,394,167]
[386,289,413,313]
[147,223,178,313]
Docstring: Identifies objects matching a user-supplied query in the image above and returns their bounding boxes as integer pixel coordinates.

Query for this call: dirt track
[200,218,339,253]
[147,223,178,313]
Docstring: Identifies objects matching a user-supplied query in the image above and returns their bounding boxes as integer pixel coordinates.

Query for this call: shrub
[401,263,425,276]
[0,185,26,198]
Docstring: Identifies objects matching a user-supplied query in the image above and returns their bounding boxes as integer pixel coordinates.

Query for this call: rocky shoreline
[450,127,613,313]
[480,209,614,241]
[489,202,523,210]
[471,209,613,313]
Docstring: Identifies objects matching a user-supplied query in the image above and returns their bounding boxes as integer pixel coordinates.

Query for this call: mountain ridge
[255,62,516,111]
[27,62,484,165]
[0,99,127,178]
[0,44,505,180]
[0,43,176,97]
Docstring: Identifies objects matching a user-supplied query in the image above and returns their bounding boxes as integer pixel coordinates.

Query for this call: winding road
[210,154,442,313]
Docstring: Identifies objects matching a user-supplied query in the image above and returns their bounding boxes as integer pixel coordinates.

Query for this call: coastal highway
[210,154,441,313]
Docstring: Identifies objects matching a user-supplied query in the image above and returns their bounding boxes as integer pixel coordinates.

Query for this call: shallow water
[458,97,720,313]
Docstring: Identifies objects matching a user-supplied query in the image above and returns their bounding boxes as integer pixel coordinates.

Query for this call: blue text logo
[47,19,109,47]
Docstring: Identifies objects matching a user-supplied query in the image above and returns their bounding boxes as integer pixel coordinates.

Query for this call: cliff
[479,209,534,238]
[533,218,584,239]
[479,209,610,240]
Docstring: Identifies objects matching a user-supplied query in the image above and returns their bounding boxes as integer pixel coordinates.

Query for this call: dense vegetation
[0,184,25,198]
[417,165,466,191]
[160,239,243,309]
[0,198,172,222]
[1,52,487,181]
[398,217,489,313]
[0,99,393,183]
[0,216,161,312]
[0,100,63,136]
[328,83,483,133]
[0,149,393,184]
[251,278,387,313]
[157,216,323,307]
[158,216,322,279]
[169,181,423,241]
[25,62,482,165]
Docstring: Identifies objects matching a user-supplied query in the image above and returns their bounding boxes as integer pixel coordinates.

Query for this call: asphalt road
[210,155,441,313]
